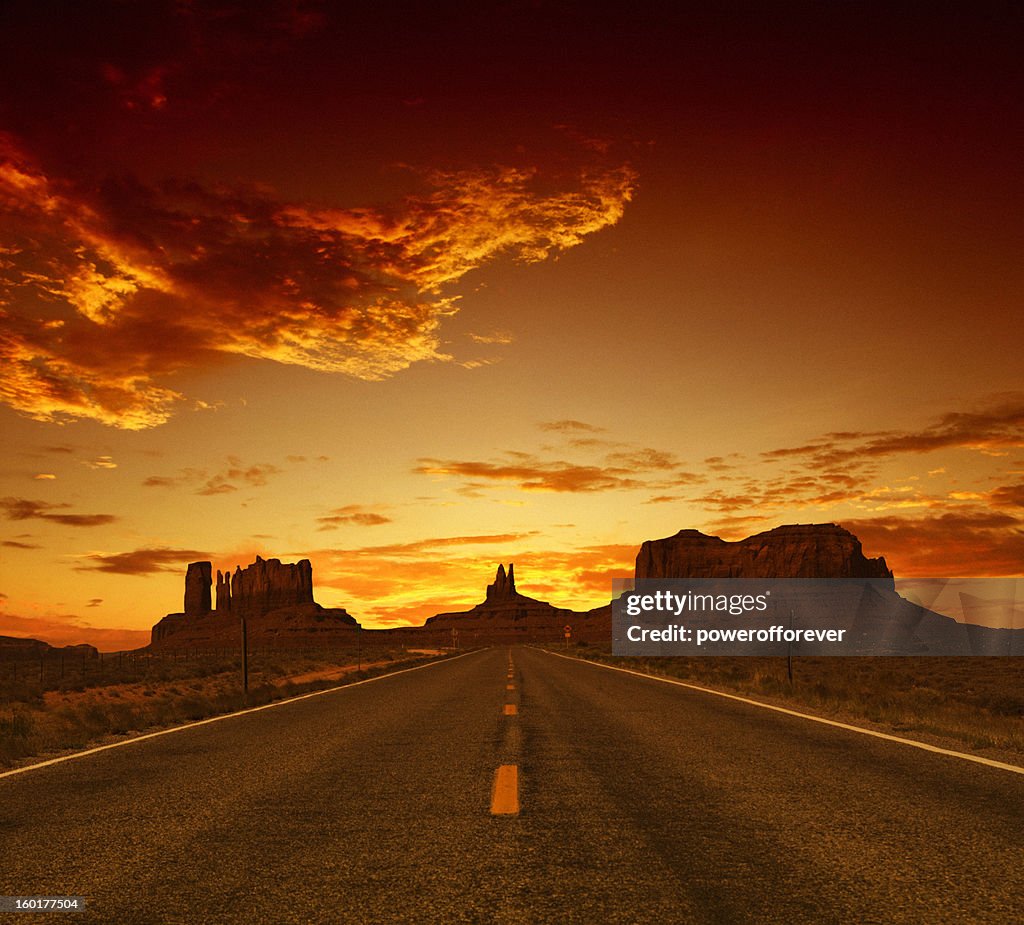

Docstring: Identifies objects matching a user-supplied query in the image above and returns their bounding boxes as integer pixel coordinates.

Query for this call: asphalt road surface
[2,647,1022,923]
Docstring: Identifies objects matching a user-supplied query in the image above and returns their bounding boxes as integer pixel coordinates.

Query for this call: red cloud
[839,512,1024,577]
[0,135,634,428]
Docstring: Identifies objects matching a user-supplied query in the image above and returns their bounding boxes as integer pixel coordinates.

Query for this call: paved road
[2,647,1022,923]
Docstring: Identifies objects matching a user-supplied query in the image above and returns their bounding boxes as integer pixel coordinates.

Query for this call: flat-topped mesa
[635,524,893,585]
[184,561,212,616]
[216,556,314,619]
[486,563,517,602]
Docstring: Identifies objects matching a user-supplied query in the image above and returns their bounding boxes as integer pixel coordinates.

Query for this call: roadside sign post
[564,625,572,649]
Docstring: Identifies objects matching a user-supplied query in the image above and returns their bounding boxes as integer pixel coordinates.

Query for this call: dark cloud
[76,546,211,576]
[0,497,117,527]
[2,540,41,549]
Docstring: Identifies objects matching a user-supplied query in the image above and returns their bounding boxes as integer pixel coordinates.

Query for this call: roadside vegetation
[0,644,453,769]
[559,644,1024,757]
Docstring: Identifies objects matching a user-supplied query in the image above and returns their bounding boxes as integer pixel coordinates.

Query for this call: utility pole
[240,615,249,698]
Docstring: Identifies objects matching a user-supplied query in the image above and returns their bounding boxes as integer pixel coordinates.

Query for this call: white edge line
[542,648,1024,777]
[0,649,481,782]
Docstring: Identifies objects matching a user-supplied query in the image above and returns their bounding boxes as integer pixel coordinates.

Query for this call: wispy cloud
[467,330,514,345]
[539,419,606,433]
[762,395,1024,468]
[0,497,117,527]
[316,505,392,530]
[416,456,647,493]
[83,455,117,470]
[143,457,282,494]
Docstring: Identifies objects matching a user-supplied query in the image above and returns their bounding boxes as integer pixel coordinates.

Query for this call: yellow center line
[503,703,517,715]
[506,683,515,690]
[490,764,519,815]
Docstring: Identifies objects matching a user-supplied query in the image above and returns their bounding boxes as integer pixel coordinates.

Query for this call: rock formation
[215,556,314,619]
[184,561,212,616]
[0,635,99,659]
[486,562,516,601]
[151,556,355,649]
[635,524,892,584]
[423,563,609,643]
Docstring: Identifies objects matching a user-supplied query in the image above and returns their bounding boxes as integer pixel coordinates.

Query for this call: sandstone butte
[150,555,358,650]
[635,523,893,582]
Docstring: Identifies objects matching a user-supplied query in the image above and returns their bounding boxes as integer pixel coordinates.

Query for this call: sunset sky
[1,2,1022,650]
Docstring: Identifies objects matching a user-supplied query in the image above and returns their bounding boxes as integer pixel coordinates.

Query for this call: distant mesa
[152,556,356,649]
[0,635,98,660]
[636,524,892,583]
[631,523,1022,656]
[423,562,610,642]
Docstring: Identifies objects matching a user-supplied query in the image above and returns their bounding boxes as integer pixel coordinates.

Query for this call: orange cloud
[0,136,634,428]
[309,537,636,628]
[839,512,1024,577]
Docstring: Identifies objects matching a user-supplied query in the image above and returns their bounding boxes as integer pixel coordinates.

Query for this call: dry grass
[0,645,455,769]
[562,645,1024,757]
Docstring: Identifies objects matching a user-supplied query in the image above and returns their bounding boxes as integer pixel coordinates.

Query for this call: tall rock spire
[486,563,517,601]
[184,562,212,616]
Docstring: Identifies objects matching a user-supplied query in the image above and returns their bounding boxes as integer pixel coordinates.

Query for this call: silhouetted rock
[184,561,212,616]
[151,556,357,649]
[423,563,608,643]
[221,556,314,619]
[0,635,99,658]
[486,563,517,601]
[635,524,892,584]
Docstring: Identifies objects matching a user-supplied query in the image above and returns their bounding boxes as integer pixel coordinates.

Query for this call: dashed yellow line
[503,703,517,716]
[490,764,520,814]
[506,683,515,691]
